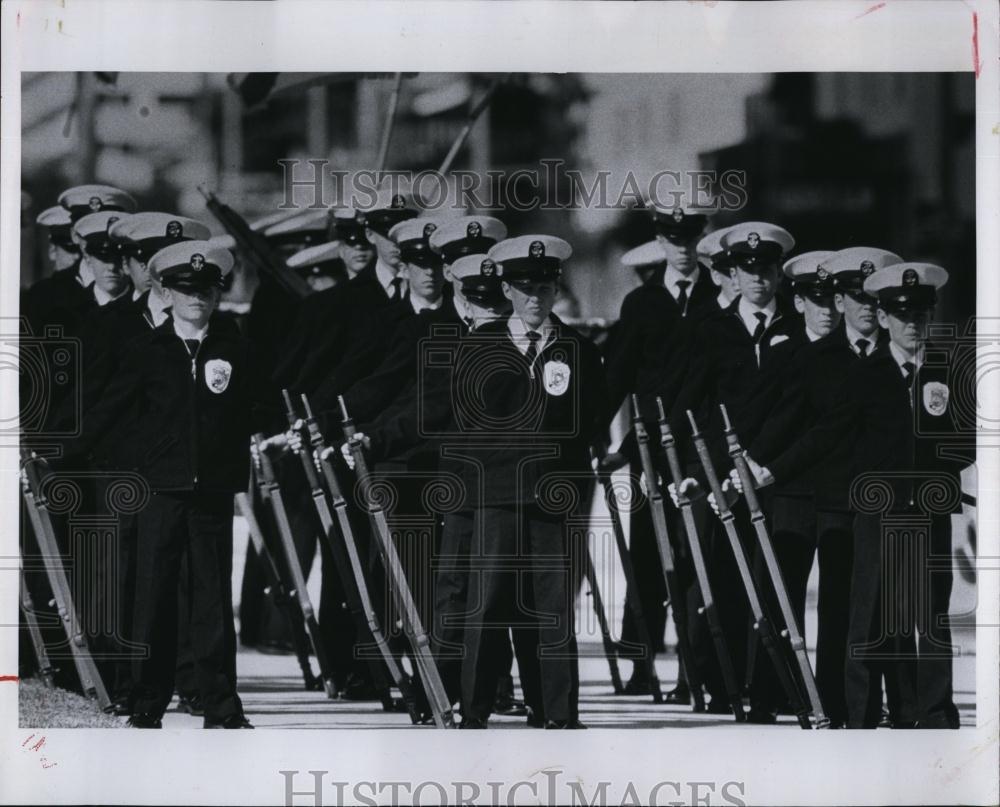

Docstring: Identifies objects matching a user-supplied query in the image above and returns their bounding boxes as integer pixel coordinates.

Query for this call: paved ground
[159,626,977,730]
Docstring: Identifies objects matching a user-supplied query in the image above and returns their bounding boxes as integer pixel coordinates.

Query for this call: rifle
[339,396,455,729]
[720,404,829,728]
[591,445,663,703]
[251,434,338,699]
[234,490,321,692]
[20,571,56,689]
[686,410,813,729]
[580,542,625,695]
[198,185,311,300]
[631,396,706,712]
[19,450,110,708]
[289,392,420,720]
[436,76,507,175]
[655,398,745,721]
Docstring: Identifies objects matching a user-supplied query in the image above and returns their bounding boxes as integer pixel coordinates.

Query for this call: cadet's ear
[442,265,454,283]
[834,292,846,314]
[793,294,806,314]
[501,280,513,302]
[876,307,890,329]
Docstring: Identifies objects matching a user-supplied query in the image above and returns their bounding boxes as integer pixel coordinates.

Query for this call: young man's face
[710,266,739,301]
[502,279,557,329]
[124,255,152,295]
[86,251,129,296]
[48,243,79,271]
[167,285,221,327]
[877,305,931,354]
[794,292,841,338]
[835,290,880,337]
[404,261,444,303]
[655,234,697,275]
[338,241,375,276]
[732,263,780,307]
[365,228,401,268]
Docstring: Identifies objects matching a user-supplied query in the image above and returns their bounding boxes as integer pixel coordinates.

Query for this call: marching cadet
[286,241,347,293]
[602,201,715,699]
[744,262,966,729]
[33,204,81,276]
[666,221,799,720]
[742,246,901,727]
[70,240,265,729]
[727,250,840,721]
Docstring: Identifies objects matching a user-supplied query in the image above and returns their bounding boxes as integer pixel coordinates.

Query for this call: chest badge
[205,359,233,394]
[922,381,949,416]
[543,360,571,396]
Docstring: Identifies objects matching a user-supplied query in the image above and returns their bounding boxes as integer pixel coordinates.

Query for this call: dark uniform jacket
[665,295,803,472]
[68,315,274,494]
[768,342,972,514]
[750,323,885,509]
[370,315,608,509]
[602,265,717,425]
[274,265,392,395]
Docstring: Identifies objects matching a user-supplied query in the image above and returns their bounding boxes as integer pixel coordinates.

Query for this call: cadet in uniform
[286,240,348,293]
[73,240,262,728]
[666,222,800,719]
[603,202,715,699]
[695,227,739,311]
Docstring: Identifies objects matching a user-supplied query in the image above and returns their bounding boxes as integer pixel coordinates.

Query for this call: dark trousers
[848,511,957,728]
[131,492,242,721]
[434,510,538,711]
[748,493,816,710]
[461,506,581,723]
[814,509,854,725]
[621,479,667,655]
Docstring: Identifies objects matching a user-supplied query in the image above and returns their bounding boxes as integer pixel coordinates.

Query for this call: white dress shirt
[737,296,778,336]
[376,259,407,300]
[664,265,700,306]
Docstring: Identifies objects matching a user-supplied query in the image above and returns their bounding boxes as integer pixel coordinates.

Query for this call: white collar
[805,326,823,343]
[664,265,700,299]
[889,341,923,375]
[376,260,406,296]
[737,296,778,335]
[716,289,733,310]
[172,320,209,343]
[93,284,129,307]
[78,260,95,287]
[507,315,556,357]
[132,288,144,302]
[845,322,877,354]
[409,294,443,314]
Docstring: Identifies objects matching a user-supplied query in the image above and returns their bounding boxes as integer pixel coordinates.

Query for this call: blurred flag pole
[375,73,404,174]
[436,75,507,176]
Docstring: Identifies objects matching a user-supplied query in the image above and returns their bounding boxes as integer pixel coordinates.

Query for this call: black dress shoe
[339,679,378,701]
[526,710,545,729]
[459,717,488,729]
[622,676,652,696]
[204,714,254,729]
[256,639,294,656]
[663,684,691,705]
[127,713,162,729]
[494,697,528,717]
[705,698,734,715]
[176,694,205,716]
[544,719,587,729]
[747,707,778,725]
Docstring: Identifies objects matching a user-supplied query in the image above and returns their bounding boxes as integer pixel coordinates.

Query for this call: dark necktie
[184,339,200,358]
[855,338,870,357]
[902,360,916,387]
[751,311,768,342]
[388,276,403,301]
[675,279,691,316]
[525,330,542,364]
[463,316,475,331]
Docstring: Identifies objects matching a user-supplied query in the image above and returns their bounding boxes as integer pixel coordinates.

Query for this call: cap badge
[902,268,918,287]
[529,240,546,259]
[422,222,437,238]
[166,220,183,239]
[190,253,205,271]
[747,232,760,249]
[106,216,119,234]
[860,259,875,276]
[467,221,482,239]
[817,266,829,280]
[480,258,496,277]
[671,207,685,223]
[390,194,406,209]
[88,196,103,211]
